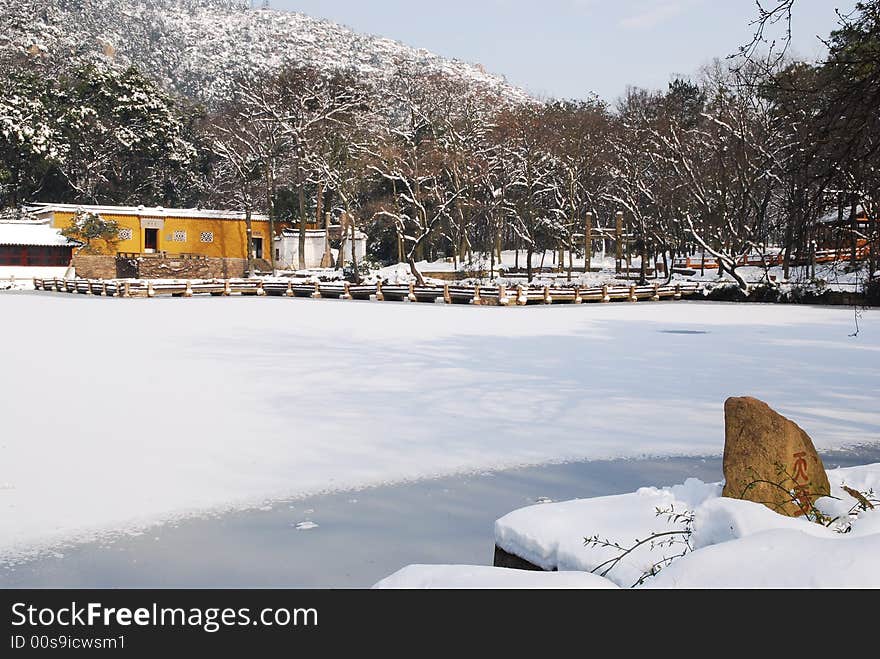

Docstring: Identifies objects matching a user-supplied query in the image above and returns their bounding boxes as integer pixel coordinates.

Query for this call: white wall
[275,230,368,270]
[337,232,367,266]
[275,231,328,269]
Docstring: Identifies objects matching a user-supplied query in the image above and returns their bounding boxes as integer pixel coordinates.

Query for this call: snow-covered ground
[380,463,880,588]
[0,294,878,563]
[0,267,71,290]
[376,250,873,293]
[373,565,618,589]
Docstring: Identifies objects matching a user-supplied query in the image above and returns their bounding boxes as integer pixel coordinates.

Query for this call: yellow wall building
[30,204,280,261]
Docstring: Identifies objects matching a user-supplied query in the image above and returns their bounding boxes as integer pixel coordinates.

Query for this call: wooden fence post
[257,280,266,296]
[471,284,482,305]
[343,281,352,300]
[674,283,681,300]
[375,281,384,301]
[628,284,637,302]
[543,286,552,304]
[443,283,451,304]
[516,284,527,306]
[286,280,294,297]
[183,280,193,297]
[311,281,321,299]
[223,279,232,296]
[407,282,417,302]
[601,284,610,303]
[651,283,660,301]
[498,283,510,306]
[574,286,583,304]
[147,281,156,298]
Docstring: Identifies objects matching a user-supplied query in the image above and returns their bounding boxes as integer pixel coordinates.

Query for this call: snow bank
[646,530,880,588]
[0,295,877,562]
[0,267,70,290]
[373,565,617,589]
[495,479,720,586]
[492,464,880,589]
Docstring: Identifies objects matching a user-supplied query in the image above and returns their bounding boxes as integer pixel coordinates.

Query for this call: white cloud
[618,1,685,31]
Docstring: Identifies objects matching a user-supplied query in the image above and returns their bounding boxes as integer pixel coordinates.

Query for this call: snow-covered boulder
[494,478,720,587]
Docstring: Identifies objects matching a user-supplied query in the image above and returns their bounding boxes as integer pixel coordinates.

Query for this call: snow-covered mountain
[1,0,530,104]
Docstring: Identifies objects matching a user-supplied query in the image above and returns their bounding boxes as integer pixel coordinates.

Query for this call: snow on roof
[817,204,867,224]
[0,221,80,247]
[27,203,269,222]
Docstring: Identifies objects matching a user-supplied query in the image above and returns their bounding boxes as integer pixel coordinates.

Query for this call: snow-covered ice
[0,294,877,562]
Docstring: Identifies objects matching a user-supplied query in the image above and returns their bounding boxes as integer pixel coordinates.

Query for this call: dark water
[2,446,879,589]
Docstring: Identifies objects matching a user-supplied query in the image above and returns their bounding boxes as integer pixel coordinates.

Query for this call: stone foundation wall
[72,254,116,279]
[135,256,247,279]
[73,254,248,279]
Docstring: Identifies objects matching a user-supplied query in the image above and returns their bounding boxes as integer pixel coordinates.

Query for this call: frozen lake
[3,446,878,588]
[1,293,878,570]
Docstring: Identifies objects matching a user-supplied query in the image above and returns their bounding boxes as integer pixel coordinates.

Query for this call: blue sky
[270,0,856,101]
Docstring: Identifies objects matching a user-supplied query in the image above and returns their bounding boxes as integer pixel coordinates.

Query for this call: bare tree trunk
[850,197,859,267]
[526,244,533,282]
[567,242,573,282]
[349,211,360,284]
[584,212,592,272]
[245,206,255,278]
[615,211,623,273]
[265,164,277,273]
[490,240,495,279]
[321,211,333,268]
[407,251,425,286]
[297,182,307,270]
[639,230,648,285]
[663,248,673,285]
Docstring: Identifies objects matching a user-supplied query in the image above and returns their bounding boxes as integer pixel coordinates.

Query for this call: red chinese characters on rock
[791,451,812,516]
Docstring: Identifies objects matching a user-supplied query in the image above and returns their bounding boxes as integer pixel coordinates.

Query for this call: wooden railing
[674,242,873,270]
[32,277,702,305]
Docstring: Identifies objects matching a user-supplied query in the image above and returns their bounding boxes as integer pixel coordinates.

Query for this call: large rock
[721,396,830,517]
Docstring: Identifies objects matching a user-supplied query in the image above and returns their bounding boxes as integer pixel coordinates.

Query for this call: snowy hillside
[1,0,530,104]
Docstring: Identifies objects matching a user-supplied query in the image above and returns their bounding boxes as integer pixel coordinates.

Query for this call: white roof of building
[26,203,270,222]
[278,227,367,239]
[0,221,80,247]
[817,204,867,224]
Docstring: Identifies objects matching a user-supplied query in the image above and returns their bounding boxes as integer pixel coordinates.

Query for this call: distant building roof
[0,220,80,247]
[26,203,270,222]
[817,204,868,224]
